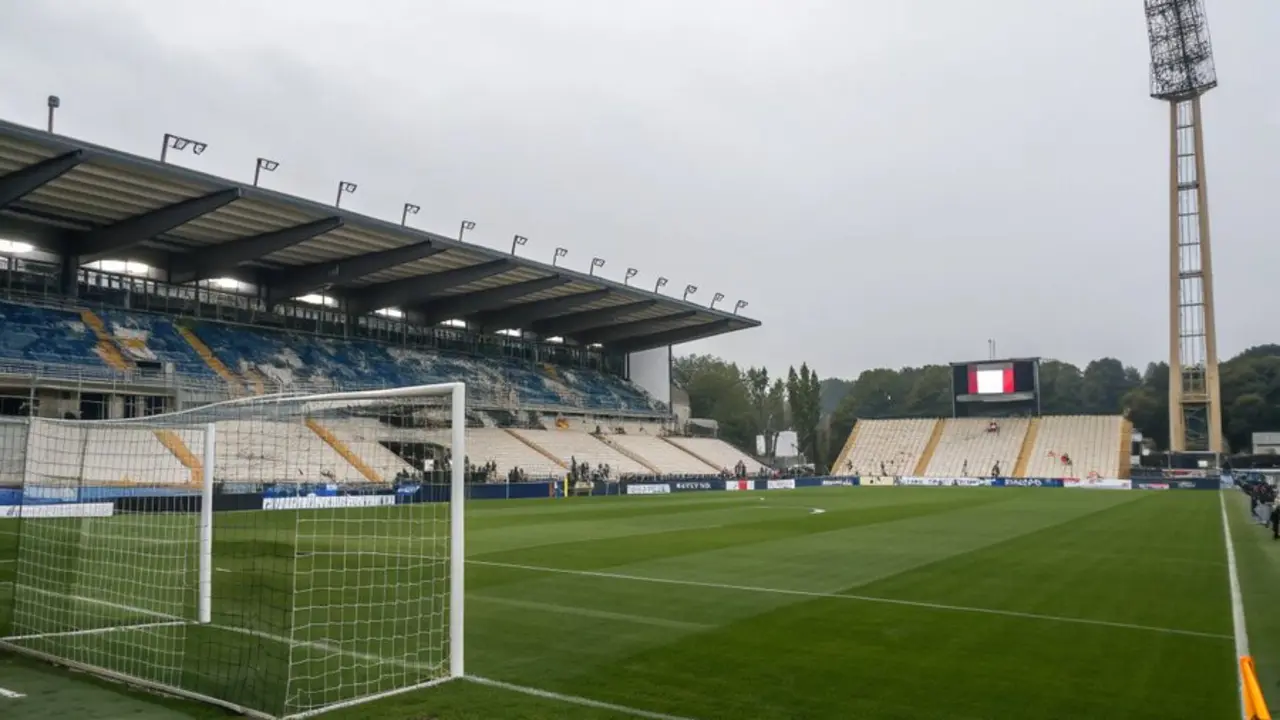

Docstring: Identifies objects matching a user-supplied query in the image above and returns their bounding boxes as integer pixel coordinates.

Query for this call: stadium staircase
[176,325,244,394]
[79,309,131,370]
[1118,418,1133,479]
[1012,417,1040,477]
[154,429,203,485]
[596,434,662,475]
[502,428,569,470]
[912,419,946,476]
[831,422,862,476]
[305,418,382,482]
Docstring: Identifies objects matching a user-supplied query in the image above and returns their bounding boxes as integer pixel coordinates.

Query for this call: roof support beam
[74,188,241,259]
[346,258,515,316]
[169,216,343,284]
[531,300,657,337]
[574,311,698,345]
[419,275,571,324]
[0,150,85,210]
[612,319,733,353]
[470,289,610,331]
[264,242,444,307]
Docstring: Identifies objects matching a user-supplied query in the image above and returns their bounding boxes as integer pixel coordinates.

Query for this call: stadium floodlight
[710,292,725,309]
[624,267,638,285]
[0,383,468,719]
[402,203,421,226]
[458,220,476,241]
[254,158,279,187]
[655,276,668,293]
[335,181,358,208]
[590,257,605,276]
[46,95,60,133]
[552,247,568,267]
[734,300,748,314]
[161,133,207,164]
[683,284,698,301]
[511,234,528,255]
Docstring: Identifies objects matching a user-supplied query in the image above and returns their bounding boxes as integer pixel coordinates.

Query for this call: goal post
[0,382,467,719]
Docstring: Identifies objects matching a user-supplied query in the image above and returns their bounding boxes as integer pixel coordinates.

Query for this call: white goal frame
[0,381,468,719]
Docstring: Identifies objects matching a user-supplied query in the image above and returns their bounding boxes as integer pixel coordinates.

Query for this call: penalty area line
[467,676,699,720]
[469,559,1231,641]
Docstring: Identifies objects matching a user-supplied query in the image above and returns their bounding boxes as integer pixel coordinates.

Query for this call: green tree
[787,364,824,470]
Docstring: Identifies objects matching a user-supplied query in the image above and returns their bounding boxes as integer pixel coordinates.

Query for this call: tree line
[674,345,1280,470]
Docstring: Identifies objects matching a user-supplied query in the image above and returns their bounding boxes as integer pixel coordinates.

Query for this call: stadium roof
[0,118,759,354]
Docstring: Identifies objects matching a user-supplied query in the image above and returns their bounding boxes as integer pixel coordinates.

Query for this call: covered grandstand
[0,116,765,483]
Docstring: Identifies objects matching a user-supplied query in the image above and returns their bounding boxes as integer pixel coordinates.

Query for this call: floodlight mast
[46,95,60,133]
[1144,0,1222,453]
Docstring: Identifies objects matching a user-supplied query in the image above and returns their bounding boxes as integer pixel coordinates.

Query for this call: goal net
[0,383,467,719]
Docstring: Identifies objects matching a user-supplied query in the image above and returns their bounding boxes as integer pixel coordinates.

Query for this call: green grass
[0,487,1267,719]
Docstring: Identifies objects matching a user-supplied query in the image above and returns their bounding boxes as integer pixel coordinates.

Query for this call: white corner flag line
[1219,490,1250,720]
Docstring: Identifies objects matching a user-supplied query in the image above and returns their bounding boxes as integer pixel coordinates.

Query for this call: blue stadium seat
[0,301,106,370]
[98,310,218,378]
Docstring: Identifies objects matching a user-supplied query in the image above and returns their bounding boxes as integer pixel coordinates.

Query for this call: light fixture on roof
[511,234,528,255]
[590,257,605,276]
[161,133,207,164]
[46,95,60,134]
[552,247,568,267]
[402,203,420,226]
[624,268,638,286]
[335,181,358,208]
[683,284,698,301]
[710,292,725,309]
[254,158,279,187]
[734,300,749,314]
[654,276,668,293]
[458,220,476,241]
[0,240,34,254]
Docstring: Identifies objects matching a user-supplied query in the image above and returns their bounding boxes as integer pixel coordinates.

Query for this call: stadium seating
[924,418,1030,478]
[509,428,650,476]
[98,310,218,379]
[838,418,938,477]
[0,301,106,370]
[664,436,767,474]
[1019,415,1125,479]
[418,427,568,478]
[606,433,718,475]
[26,420,191,486]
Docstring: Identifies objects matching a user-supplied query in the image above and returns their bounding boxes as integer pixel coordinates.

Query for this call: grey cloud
[0,0,1276,380]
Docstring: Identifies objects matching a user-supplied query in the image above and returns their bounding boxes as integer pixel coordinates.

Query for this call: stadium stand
[664,436,768,474]
[508,428,650,476]
[605,433,718,475]
[837,418,939,477]
[924,417,1031,478]
[0,302,107,371]
[1019,415,1126,480]
[99,310,218,379]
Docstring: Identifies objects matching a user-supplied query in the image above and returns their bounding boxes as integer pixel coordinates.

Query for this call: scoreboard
[950,358,1040,417]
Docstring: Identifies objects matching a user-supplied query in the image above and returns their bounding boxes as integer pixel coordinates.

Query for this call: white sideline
[0,685,26,699]
[469,559,1232,641]
[467,676,699,720]
[1218,490,1249,720]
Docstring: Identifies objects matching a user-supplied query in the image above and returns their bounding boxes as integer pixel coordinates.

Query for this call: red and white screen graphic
[968,363,1014,395]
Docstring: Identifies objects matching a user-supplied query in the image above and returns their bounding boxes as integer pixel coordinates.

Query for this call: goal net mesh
[0,385,465,719]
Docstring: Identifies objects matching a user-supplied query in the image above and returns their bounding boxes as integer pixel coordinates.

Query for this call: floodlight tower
[1145,0,1222,453]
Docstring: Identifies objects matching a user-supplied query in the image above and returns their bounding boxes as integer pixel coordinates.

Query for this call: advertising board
[625,483,672,496]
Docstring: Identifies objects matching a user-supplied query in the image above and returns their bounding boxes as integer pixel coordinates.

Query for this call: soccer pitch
[0,486,1270,719]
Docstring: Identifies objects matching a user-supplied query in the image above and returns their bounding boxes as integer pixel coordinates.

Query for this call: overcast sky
[0,1,1276,380]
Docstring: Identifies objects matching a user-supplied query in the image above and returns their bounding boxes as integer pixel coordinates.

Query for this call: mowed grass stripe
[468,489,1014,579]
[849,491,1231,635]
[584,585,1234,720]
